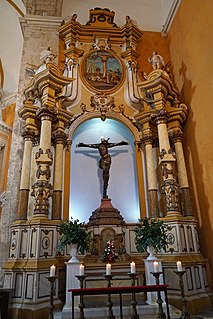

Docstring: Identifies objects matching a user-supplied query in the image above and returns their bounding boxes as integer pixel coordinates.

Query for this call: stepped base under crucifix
[88,197,125,226]
[86,198,132,263]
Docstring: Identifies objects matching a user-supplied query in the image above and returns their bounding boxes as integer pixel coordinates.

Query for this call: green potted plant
[134,217,168,259]
[58,218,91,262]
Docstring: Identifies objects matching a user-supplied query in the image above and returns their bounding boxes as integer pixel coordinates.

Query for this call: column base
[181,187,193,216]
[52,190,62,220]
[166,211,182,217]
[148,190,159,218]
[17,189,29,220]
[32,214,50,220]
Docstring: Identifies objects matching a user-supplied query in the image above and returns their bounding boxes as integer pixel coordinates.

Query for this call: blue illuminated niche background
[70,118,140,222]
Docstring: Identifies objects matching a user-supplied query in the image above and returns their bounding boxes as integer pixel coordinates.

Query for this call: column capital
[169,129,184,143]
[22,127,38,142]
[153,137,159,148]
[134,140,142,151]
[52,130,67,146]
[141,133,154,145]
[151,109,170,126]
[36,106,57,121]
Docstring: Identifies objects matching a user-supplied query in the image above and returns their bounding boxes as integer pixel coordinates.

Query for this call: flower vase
[68,244,80,263]
[146,246,157,260]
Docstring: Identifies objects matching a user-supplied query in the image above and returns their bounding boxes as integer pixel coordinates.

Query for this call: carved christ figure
[77,138,128,198]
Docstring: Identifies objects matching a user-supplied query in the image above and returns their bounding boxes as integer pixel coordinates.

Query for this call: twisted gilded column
[52,131,67,220]
[141,132,159,218]
[17,128,36,220]
[153,110,181,216]
[169,129,192,216]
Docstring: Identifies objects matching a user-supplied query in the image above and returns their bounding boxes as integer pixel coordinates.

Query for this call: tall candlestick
[79,264,84,276]
[130,261,136,273]
[106,263,111,275]
[177,261,183,271]
[154,261,159,273]
[50,265,56,277]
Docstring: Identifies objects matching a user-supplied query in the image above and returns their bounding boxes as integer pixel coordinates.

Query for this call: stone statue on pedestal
[77,138,128,198]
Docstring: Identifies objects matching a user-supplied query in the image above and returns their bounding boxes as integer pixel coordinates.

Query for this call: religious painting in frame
[81,50,124,93]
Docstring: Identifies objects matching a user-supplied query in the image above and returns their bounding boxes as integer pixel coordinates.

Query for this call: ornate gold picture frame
[81,50,124,93]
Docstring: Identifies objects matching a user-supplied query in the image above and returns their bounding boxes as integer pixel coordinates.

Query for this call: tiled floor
[54,309,213,319]
[192,310,213,319]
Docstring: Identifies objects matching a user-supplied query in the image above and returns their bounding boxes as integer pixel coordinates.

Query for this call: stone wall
[0,14,63,285]
[168,0,213,288]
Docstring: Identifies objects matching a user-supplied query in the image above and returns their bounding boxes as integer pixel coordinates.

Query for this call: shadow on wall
[178,61,212,286]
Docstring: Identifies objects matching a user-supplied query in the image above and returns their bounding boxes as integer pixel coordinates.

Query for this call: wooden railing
[69,284,170,319]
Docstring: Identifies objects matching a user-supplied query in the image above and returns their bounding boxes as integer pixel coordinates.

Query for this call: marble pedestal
[144,258,164,305]
[62,261,81,318]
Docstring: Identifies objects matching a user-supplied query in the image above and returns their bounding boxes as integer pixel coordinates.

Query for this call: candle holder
[75,275,87,319]
[127,273,139,319]
[103,274,115,319]
[46,276,58,319]
[150,271,166,319]
[174,270,191,319]
[75,275,87,289]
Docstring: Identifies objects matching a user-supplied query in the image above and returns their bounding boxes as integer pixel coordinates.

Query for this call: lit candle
[106,263,111,275]
[177,261,183,272]
[130,261,136,273]
[79,264,84,276]
[50,265,56,277]
[154,261,159,273]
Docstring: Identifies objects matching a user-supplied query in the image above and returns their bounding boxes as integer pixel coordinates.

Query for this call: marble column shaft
[17,132,34,220]
[40,119,52,151]
[154,112,181,216]
[143,135,159,218]
[157,122,171,153]
[174,141,189,187]
[172,132,193,216]
[52,134,65,220]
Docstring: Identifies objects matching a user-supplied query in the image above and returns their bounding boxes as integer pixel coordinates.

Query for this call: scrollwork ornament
[161,162,176,180]
[90,93,115,121]
[35,148,44,159]
[36,164,51,180]
[45,148,53,160]
[161,179,180,212]
[160,149,167,159]
[31,180,52,215]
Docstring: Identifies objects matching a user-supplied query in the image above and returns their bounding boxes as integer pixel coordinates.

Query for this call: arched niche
[68,116,143,223]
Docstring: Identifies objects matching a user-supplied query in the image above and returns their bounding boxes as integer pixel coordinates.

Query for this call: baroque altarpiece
[1,8,211,319]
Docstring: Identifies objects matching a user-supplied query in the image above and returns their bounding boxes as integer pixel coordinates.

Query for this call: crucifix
[77,138,128,198]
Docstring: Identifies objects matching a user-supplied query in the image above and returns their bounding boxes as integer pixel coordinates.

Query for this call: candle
[177,261,183,272]
[130,261,136,273]
[50,265,56,277]
[106,263,111,275]
[79,264,84,276]
[154,261,159,273]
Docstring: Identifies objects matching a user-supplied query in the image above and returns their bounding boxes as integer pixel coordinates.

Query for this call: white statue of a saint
[35,47,57,75]
[39,47,56,64]
[148,51,165,70]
